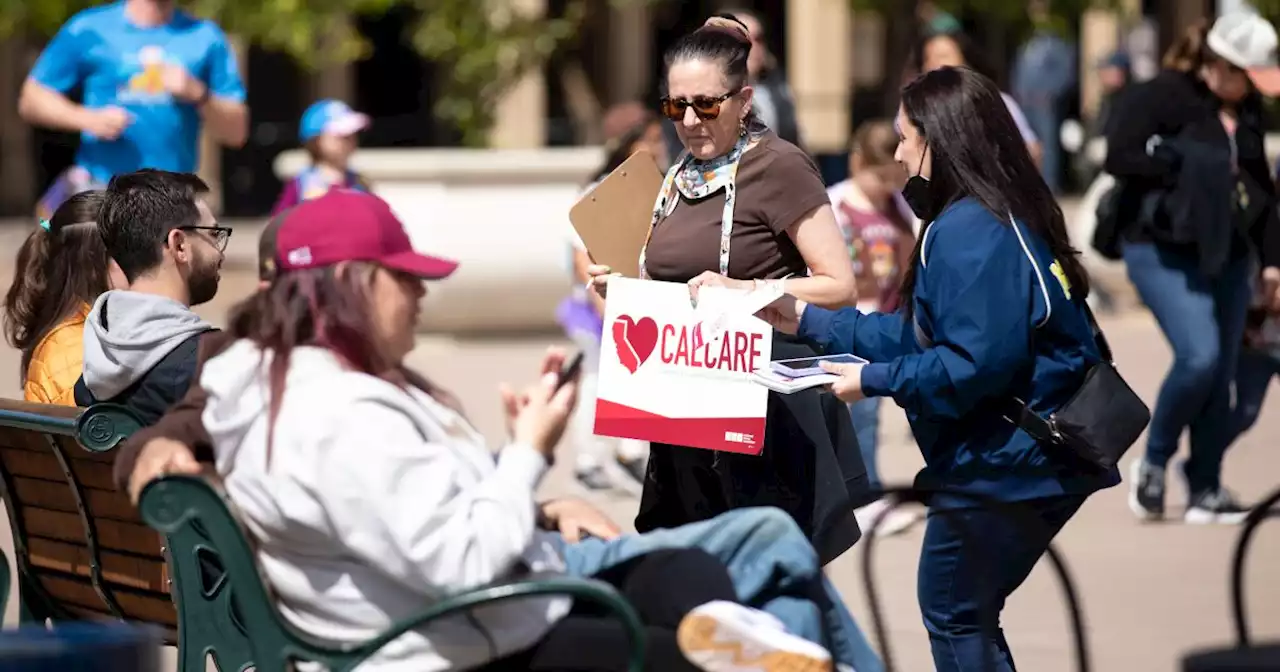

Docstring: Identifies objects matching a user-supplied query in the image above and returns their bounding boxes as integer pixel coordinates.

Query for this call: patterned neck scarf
[672,133,753,199]
[639,133,759,280]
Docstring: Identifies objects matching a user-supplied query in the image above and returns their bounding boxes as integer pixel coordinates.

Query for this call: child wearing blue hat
[272,99,371,215]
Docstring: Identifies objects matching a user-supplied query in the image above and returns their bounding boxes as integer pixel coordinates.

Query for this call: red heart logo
[612,315,659,374]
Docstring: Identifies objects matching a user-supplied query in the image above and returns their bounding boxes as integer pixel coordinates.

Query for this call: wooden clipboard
[569,150,665,278]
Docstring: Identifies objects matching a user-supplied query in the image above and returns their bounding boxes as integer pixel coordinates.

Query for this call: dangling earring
[739,117,747,137]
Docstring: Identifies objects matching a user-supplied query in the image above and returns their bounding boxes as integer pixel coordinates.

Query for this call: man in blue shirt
[19,0,248,215]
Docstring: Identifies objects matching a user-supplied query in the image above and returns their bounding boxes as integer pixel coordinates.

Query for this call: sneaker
[677,601,833,672]
[1185,487,1252,525]
[1127,458,1165,521]
[575,466,613,491]
[853,499,918,538]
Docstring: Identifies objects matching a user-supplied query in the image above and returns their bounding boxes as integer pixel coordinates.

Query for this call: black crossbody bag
[912,218,1150,471]
[999,305,1150,471]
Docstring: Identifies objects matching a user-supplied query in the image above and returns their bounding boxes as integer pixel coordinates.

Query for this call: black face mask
[900,147,935,221]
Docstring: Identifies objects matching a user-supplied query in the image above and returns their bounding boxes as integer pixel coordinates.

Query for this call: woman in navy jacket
[762,66,1121,672]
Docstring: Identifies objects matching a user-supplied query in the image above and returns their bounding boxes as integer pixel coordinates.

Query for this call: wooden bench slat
[28,538,168,592]
[21,508,163,556]
[0,428,57,453]
[1,448,118,491]
[53,435,117,464]
[0,398,82,419]
[37,574,176,627]
[12,477,139,522]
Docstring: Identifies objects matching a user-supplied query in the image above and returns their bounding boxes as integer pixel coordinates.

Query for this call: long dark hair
[3,190,110,379]
[226,262,460,462]
[897,67,1089,315]
[663,13,765,133]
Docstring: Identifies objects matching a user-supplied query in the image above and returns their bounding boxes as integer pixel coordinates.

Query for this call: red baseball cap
[274,189,458,280]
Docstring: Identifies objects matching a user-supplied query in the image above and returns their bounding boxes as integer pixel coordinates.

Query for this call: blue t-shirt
[29,1,246,183]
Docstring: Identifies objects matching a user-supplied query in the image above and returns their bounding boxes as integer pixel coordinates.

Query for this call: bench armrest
[343,576,646,672]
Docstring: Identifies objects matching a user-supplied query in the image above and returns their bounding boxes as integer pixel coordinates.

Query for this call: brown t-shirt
[643,132,830,283]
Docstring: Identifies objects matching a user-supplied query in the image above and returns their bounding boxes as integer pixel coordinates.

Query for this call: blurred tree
[847,0,1129,29]
[0,0,610,146]
[1250,0,1280,19]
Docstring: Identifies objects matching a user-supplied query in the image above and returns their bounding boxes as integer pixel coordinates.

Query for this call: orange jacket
[24,305,90,406]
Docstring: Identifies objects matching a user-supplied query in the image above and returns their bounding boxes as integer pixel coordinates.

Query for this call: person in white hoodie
[73,169,228,424]
[198,189,874,672]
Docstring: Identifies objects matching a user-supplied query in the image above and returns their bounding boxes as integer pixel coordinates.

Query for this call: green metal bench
[0,399,165,627]
[0,399,261,671]
[139,474,648,672]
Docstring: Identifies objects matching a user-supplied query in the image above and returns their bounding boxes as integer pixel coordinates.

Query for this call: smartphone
[556,352,585,390]
[770,353,867,378]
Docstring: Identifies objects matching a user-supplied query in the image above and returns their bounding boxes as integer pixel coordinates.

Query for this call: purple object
[556,296,604,340]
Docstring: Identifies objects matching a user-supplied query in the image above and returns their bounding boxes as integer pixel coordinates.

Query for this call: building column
[786,0,853,154]
[488,0,547,148]
[607,0,652,104]
[312,19,355,103]
[0,39,35,215]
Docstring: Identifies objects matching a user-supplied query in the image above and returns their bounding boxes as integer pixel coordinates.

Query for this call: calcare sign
[595,277,773,455]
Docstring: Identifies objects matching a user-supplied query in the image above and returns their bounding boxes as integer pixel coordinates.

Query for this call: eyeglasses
[180,225,232,253]
[660,90,740,122]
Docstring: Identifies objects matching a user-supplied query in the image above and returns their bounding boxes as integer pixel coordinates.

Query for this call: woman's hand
[687,271,753,305]
[539,498,622,542]
[500,347,579,459]
[819,361,866,403]
[128,438,202,504]
[756,297,808,335]
[586,264,619,300]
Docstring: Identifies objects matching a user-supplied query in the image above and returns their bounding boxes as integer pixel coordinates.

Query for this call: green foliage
[1250,0,1280,21]
[0,0,605,146]
[408,0,587,147]
[848,0,1129,32]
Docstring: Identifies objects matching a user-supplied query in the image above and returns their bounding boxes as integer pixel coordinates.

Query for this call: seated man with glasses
[74,169,229,425]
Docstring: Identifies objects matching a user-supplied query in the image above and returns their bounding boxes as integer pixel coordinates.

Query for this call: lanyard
[638,135,758,279]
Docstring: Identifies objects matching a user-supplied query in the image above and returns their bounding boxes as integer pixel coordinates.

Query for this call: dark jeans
[1122,241,1252,493]
[849,398,882,488]
[917,495,1086,672]
[482,548,735,671]
[1229,348,1280,443]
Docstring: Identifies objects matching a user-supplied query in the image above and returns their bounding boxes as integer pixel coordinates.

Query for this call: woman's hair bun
[703,14,752,42]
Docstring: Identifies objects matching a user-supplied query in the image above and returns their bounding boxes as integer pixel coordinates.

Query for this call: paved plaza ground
[0,223,1277,671]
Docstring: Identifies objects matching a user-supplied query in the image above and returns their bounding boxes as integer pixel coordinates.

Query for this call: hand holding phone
[556,351,585,391]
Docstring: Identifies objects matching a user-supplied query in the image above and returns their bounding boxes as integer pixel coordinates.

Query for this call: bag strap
[908,214,1114,440]
[1005,299,1112,444]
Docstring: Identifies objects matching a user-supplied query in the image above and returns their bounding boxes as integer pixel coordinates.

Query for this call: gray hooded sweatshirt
[81,290,215,401]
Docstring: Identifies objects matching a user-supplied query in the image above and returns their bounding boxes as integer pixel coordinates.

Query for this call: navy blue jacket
[799,198,1122,501]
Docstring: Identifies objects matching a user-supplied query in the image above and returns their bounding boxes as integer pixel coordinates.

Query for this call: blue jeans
[559,507,883,672]
[849,398,882,489]
[1022,104,1062,195]
[1229,348,1280,443]
[1122,242,1252,493]
[918,495,1085,672]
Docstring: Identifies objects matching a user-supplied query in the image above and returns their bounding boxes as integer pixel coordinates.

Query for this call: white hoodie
[200,341,571,671]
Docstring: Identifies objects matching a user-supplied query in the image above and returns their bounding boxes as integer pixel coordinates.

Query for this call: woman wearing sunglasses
[587,15,868,565]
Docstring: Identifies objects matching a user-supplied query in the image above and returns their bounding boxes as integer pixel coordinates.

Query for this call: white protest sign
[595,277,772,455]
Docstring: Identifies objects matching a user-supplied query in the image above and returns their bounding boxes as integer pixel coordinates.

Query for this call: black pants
[636,332,869,566]
[481,548,737,671]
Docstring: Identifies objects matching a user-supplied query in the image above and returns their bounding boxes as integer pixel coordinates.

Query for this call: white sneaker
[854,499,919,537]
[677,601,833,672]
